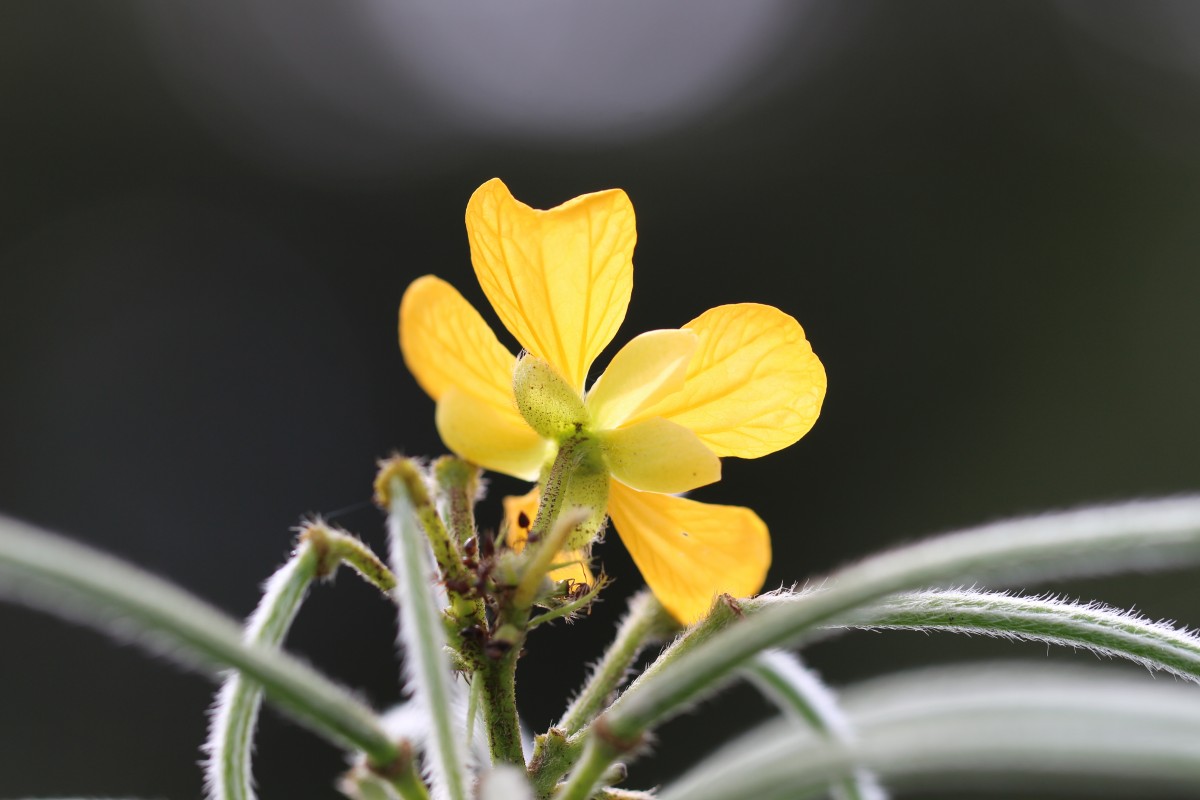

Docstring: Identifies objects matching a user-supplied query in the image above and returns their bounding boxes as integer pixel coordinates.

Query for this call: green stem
[378,459,468,591]
[660,663,1200,800]
[434,457,481,547]
[345,742,431,800]
[0,513,398,767]
[206,523,398,800]
[206,537,321,800]
[513,508,586,611]
[529,436,580,540]
[382,465,471,800]
[845,588,1200,682]
[558,590,675,735]
[346,774,397,800]
[477,516,589,767]
[389,771,433,800]
[529,591,670,797]
[478,440,584,767]
[380,742,434,800]
[324,530,397,593]
[556,735,627,800]
[541,497,1200,800]
[742,651,881,800]
[531,596,744,796]
[479,647,525,765]
[383,458,483,642]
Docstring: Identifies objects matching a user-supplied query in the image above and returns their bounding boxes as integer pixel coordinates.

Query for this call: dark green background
[2,2,1199,797]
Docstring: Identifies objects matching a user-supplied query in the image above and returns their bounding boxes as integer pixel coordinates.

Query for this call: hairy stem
[434,457,481,548]
[743,651,884,800]
[0,514,398,767]
[381,463,470,800]
[559,590,674,735]
[844,588,1200,682]
[205,523,397,800]
[529,591,672,797]
[205,536,321,800]
[479,440,585,767]
[609,497,1200,739]
[661,663,1200,800]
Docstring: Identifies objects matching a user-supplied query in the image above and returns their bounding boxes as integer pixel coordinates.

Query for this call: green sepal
[513,355,588,439]
[557,436,610,549]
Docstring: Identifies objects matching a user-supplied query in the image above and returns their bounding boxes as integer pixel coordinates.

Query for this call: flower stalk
[470,435,607,767]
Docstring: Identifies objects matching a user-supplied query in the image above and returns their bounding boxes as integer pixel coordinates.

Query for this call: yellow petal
[503,488,595,586]
[607,482,770,624]
[466,178,636,393]
[599,417,720,494]
[399,275,517,411]
[631,303,826,459]
[502,487,541,549]
[585,329,698,430]
[436,388,550,481]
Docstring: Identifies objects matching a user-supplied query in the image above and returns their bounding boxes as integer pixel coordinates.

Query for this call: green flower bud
[513,354,588,440]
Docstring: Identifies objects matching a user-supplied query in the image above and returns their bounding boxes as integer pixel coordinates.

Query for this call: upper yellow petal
[399,275,517,411]
[599,417,720,494]
[504,488,595,586]
[466,178,636,393]
[630,303,826,459]
[607,482,770,624]
[436,388,550,481]
[585,329,698,430]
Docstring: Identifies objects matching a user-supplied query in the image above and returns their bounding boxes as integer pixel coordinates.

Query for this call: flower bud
[513,354,588,440]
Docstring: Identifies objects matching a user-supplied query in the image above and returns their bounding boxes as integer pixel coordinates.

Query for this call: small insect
[459,623,487,646]
[563,578,592,604]
[484,637,514,659]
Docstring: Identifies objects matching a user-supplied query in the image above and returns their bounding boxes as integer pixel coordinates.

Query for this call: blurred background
[2,1,1200,797]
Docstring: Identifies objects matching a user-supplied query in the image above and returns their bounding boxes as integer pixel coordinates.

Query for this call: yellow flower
[399,178,826,623]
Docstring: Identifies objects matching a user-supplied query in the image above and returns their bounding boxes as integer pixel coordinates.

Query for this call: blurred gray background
[2,1,1199,797]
